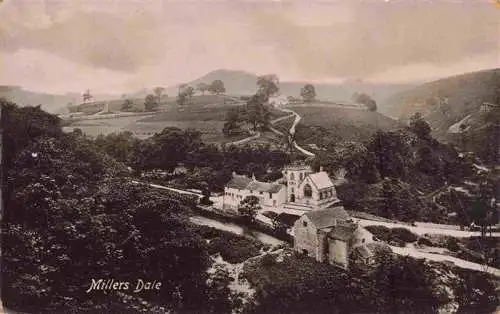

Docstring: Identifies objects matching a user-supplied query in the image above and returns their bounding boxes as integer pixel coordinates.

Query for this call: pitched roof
[247,181,283,193]
[352,242,392,258]
[277,213,301,226]
[227,174,284,193]
[226,174,252,190]
[307,171,335,190]
[327,222,358,241]
[304,206,350,229]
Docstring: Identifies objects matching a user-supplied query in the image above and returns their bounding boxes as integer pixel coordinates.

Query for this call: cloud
[0,0,498,93]
[244,1,500,80]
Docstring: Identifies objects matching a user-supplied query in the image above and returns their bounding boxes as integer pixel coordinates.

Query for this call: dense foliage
[0,101,230,313]
[94,128,289,192]
[241,251,451,314]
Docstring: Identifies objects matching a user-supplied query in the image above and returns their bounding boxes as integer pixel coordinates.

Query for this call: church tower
[284,162,311,203]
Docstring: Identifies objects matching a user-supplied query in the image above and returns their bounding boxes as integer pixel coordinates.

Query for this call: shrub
[365,225,391,241]
[207,232,263,264]
[261,254,276,267]
[365,226,418,245]
[390,227,418,243]
[262,211,278,220]
[417,237,435,247]
[446,238,460,252]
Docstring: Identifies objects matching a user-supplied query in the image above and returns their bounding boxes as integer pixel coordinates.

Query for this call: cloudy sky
[0,0,499,94]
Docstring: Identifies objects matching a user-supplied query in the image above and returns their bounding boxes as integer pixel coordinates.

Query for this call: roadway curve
[270,107,315,157]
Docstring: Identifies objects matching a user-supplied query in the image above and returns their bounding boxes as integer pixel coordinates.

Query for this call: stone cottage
[293,207,376,269]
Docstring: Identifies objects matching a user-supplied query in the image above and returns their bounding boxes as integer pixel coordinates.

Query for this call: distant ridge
[381,68,500,122]
[171,69,415,104]
[0,86,78,114]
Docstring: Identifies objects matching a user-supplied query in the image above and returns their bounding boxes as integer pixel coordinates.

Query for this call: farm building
[293,207,381,269]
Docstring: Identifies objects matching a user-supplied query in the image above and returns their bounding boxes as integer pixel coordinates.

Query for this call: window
[362,239,365,243]
[302,249,308,255]
[290,173,295,180]
[269,193,272,199]
[291,187,294,193]
[304,184,312,198]
[273,200,276,206]
[250,190,253,194]
[259,191,263,195]
[303,221,308,227]
[299,173,303,180]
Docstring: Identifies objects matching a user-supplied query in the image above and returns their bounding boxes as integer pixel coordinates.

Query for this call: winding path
[270,107,316,157]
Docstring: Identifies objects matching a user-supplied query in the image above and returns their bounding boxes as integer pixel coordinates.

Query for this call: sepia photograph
[0,0,499,313]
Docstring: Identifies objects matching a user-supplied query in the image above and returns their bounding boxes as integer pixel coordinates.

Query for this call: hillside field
[71,94,243,114]
[63,102,287,144]
[290,105,402,146]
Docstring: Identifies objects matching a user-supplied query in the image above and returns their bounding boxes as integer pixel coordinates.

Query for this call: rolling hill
[0,86,79,114]
[381,68,500,132]
[178,69,414,104]
[289,105,403,147]
[381,68,500,163]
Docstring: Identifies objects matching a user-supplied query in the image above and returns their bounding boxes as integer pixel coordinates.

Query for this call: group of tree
[144,87,167,111]
[1,100,239,313]
[352,92,377,111]
[222,75,278,136]
[313,111,500,225]
[93,126,289,192]
[241,249,485,314]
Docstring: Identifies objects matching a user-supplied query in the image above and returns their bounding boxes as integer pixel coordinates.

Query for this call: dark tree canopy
[300,84,317,102]
[409,112,432,139]
[352,92,377,111]
[257,74,279,100]
[209,80,226,95]
[144,94,158,111]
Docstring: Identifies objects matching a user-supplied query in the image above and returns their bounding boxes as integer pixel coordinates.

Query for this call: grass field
[63,116,238,142]
[64,98,289,144]
[72,94,242,114]
[289,105,402,145]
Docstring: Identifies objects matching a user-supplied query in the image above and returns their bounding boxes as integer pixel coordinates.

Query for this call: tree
[238,195,260,223]
[153,87,166,106]
[209,80,226,95]
[144,94,158,111]
[222,108,241,136]
[82,89,92,103]
[257,74,279,100]
[300,84,316,102]
[352,92,377,111]
[196,83,209,95]
[409,112,432,139]
[367,131,410,179]
[121,99,134,112]
[177,92,188,107]
[185,86,195,99]
[372,253,441,313]
[245,95,270,131]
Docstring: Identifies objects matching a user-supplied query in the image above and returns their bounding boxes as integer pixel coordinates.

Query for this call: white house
[223,173,286,210]
[222,162,341,211]
[268,94,289,108]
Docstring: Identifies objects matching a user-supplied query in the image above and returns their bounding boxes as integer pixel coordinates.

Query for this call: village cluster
[222,161,389,269]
